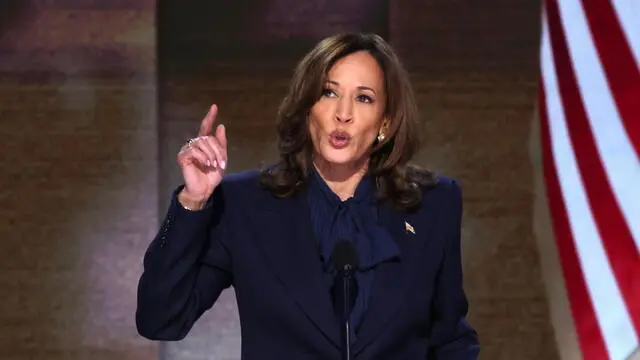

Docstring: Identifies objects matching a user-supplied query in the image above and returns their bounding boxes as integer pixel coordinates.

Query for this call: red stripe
[546,0,640,335]
[538,84,608,359]
[580,0,640,159]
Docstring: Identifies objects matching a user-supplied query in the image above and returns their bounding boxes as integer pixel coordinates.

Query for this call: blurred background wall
[0,1,158,359]
[1,1,560,359]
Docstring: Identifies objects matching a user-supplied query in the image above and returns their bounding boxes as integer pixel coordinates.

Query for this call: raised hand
[176,104,228,208]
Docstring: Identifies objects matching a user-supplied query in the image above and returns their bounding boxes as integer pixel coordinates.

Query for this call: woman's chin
[316,149,366,168]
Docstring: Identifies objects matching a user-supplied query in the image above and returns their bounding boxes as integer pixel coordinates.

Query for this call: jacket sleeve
[135,185,233,341]
[427,180,480,360]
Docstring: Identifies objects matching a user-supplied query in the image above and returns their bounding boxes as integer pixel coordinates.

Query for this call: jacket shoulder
[218,169,263,196]
[425,173,461,196]
[220,169,261,187]
[217,168,276,205]
[420,173,463,212]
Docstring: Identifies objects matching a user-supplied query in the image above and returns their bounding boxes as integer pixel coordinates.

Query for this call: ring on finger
[186,137,199,149]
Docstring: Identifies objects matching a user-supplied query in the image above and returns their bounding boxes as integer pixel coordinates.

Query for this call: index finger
[198,104,218,136]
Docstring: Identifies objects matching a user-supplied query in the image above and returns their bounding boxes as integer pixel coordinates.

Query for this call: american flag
[537,0,639,359]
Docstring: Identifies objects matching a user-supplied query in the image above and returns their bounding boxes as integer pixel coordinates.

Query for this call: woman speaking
[136,32,480,360]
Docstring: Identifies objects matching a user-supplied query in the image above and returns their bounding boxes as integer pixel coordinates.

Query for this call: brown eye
[357,95,373,104]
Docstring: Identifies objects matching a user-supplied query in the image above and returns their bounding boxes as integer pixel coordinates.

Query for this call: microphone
[331,240,358,360]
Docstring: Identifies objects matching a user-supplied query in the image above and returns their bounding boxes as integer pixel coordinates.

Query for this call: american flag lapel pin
[405,221,415,235]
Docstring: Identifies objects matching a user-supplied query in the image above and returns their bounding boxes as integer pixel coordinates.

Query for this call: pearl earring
[377,133,385,142]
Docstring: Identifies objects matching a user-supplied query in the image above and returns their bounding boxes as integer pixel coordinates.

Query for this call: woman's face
[308,50,387,170]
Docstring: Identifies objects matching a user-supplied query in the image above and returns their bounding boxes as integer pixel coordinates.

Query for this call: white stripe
[610,0,640,68]
[557,0,640,253]
[540,9,639,360]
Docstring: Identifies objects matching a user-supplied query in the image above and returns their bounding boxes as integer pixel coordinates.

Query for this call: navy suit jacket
[136,169,479,359]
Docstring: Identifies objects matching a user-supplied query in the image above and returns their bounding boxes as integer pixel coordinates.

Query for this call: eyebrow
[327,80,377,95]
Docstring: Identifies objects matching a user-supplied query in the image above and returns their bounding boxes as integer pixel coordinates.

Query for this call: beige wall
[0,1,158,359]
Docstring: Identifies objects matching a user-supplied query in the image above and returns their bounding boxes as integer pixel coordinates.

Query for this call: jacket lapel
[353,201,435,355]
[247,188,341,348]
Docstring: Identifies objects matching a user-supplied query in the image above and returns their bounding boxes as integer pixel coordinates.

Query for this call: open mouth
[329,131,351,149]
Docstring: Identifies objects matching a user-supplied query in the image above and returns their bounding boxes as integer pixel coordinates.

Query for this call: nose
[335,97,353,123]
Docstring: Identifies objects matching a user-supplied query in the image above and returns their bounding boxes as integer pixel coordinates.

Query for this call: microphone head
[331,239,359,271]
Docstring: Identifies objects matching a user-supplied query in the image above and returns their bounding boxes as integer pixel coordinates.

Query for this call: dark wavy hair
[259,32,437,211]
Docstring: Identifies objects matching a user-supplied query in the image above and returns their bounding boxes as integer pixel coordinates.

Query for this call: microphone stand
[341,264,354,360]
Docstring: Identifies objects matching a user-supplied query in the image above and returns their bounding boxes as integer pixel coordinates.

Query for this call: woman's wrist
[177,189,208,211]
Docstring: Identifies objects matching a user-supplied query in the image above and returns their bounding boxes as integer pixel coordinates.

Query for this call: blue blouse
[307,168,400,341]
